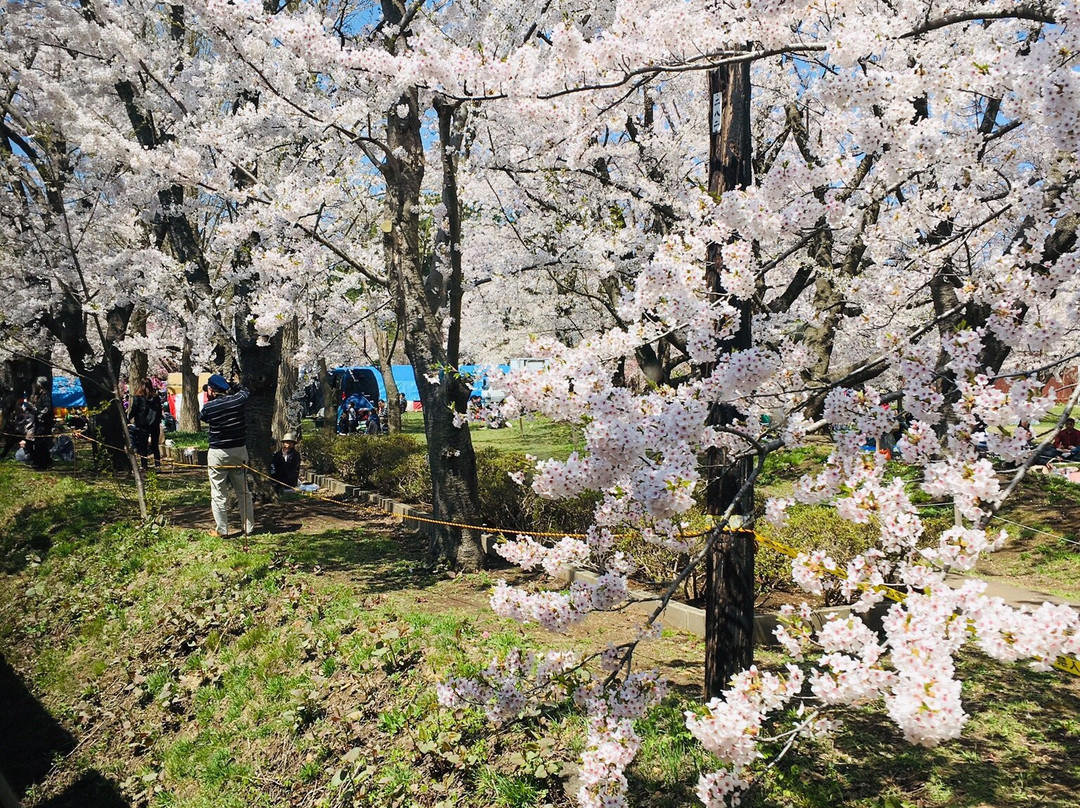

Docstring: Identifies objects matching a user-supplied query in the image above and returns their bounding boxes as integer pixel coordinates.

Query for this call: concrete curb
[300,470,867,646]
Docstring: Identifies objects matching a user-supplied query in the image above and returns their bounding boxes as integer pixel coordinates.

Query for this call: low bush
[474,449,599,536]
[756,505,880,605]
[302,434,599,537]
[300,430,336,474]
[332,433,422,492]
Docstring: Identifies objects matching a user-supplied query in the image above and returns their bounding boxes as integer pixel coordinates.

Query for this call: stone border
[300,470,866,647]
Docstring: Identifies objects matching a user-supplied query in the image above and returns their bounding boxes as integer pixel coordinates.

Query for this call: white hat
[282,433,298,443]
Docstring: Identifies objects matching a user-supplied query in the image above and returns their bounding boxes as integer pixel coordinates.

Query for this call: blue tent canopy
[52,376,86,408]
[391,365,417,403]
[458,364,511,396]
[331,364,512,409]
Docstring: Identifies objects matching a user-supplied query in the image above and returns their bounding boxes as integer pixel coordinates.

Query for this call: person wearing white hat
[270,432,301,493]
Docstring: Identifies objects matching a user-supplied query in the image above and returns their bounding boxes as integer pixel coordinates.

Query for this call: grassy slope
[2,459,1080,808]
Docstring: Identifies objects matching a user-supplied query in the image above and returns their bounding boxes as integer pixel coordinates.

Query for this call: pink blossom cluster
[437,648,580,725]
[489,572,628,633]
[920,526,1007,572]
[696,770,750,808]
[922,457,1002,523]
[496,534,592,577]
[967,597,1080,670]
[574,672,668,808]
[686,666,804,806]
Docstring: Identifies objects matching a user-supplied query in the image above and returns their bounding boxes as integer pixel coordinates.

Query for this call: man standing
[27,376,53,470]
[199,374,254,537]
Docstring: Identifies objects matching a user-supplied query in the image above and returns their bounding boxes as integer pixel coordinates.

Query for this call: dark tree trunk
[128,308,149,392]
[382,78,485,570]
[274,315,300,440]
[317,356,335,433]
[703,60,756,699]
[179,336,200,432]
[48,293,133,472]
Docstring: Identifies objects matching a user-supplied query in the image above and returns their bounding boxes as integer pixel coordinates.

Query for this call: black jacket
[270,448,301,488]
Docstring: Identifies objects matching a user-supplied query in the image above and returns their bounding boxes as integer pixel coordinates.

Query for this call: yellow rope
[12,429,1079,678]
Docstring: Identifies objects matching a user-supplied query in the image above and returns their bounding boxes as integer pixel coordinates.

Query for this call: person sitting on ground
[1053,417,1080,461]
[270,432,301,493]
[1,395,29,459]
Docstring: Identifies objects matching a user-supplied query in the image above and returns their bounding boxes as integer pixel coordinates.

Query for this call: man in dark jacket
[269,433,301,493]
[27,376,53,470]
[199,374,253,537]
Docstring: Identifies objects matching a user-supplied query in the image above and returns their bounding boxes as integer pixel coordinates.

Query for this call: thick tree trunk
[49,294,138,483]
[128,308,149,392]
[179,336,200,432]
[382,81,485,570]
[274,315,299,440]
[703,60,756,699]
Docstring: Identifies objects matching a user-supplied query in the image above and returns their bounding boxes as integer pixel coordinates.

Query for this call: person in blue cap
[199,374,254,537]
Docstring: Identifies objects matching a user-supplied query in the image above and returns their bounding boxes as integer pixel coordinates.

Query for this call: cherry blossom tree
[5,0,1080,803]
[424,2,1080,806]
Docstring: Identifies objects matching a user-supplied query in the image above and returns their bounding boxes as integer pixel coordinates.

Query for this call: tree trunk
[382,81,485,570]
[703,60,756,699]
[371,321,402,432]
[274,315,300,440]
[179,336,200,432]
[128,308,149,391]
[317,356,335,433]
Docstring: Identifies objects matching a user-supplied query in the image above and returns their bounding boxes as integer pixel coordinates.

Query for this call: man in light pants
[199,374,254,538]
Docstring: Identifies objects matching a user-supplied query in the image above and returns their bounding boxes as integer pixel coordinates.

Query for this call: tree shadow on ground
[787,654,1080,808]
[0,485,119,574]
[255,525,441,594]
[0,654,129,807]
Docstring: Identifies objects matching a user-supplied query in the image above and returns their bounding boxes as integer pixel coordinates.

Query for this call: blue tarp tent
[52,376,86,409]
[391,365,418,406]
[390,364,510,406]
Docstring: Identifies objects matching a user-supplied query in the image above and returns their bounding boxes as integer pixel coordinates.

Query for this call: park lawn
[2,460,1080,808]
[973,473,1080,602]
[397,411,584,460]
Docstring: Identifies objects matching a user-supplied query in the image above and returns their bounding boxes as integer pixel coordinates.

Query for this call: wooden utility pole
[703,58,756,699]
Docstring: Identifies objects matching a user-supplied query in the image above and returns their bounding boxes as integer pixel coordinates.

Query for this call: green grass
[397,411,584,460]
[3,457,1080,808]
[302,410,583,461]
[165,430,210,450]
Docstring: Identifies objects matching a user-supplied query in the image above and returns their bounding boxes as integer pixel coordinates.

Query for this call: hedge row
[300,430,599,536]
[301,431,947,604]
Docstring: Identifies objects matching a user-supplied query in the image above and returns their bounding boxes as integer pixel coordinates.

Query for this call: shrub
[300,430,337,474]
[331,433,424,491]
[396,453,433,503]
[756,505,880,605]
[474,449,599,536]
